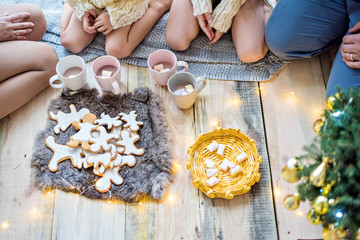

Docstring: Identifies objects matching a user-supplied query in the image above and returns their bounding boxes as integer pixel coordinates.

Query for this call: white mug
[49,55,87,91]
[147,49,189,86]
[92,55,121,95]
[167,72,207,109]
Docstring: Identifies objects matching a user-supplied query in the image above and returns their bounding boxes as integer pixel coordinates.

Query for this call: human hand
[209,30,224,44]
[0,12,34,41]
[340,22,360,68]
[94,12,113,35]
[196,13,214,40]
[82,9,97,34]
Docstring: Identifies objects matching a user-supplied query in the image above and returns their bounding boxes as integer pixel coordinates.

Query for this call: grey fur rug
[31,88,173,202]
[5,0,286,81]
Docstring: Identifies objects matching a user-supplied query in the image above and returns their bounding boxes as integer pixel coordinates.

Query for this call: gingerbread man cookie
[67,113,98,151]
[89,126,119,153]
[95,165,124,193]
[87,152,112,172]
[94,113,122,129]
[49,104,90,134]
[46,136,89,172]
[119,111,143,132]
[116,130,144,156]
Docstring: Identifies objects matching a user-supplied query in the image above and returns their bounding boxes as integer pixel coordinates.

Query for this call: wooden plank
[50,61,128,240]
[125,65,201,239]
[194,80,277,239]
[319,45,338,86]
[0,88,56,239]
[260,57,326,240]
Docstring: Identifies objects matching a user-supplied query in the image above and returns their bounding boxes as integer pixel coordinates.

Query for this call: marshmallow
[230,165,242,176]
[207,141,219,152]
[160,68,170,72]
[206,168,219,178]
[102,70,112,78]
[180,91,189,96]
[217,144,225,155]
[153,64,164,71]
[185,84,194,92]
[68,74,76,78]
[236,152,247,163]
[205,159,216,169]
[207,176,219,187]
[220,159,230,171]
[228,161,236,169]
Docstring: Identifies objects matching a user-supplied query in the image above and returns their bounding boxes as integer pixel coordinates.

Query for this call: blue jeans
[265,0,360,98]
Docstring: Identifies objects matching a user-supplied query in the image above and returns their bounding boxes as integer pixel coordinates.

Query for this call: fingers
[204,12,213,25]
[0,12,9,17]
[349,22,360,34]
[343,59,360,68]
[342,52,360,62]
[13,28,32,36]
[103,28,112,35]
[196,15,214,40]
[209,31,223,44]
[8,12,30,22]
[11,22,34,30]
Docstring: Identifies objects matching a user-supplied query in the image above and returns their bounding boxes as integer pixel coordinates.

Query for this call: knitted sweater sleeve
[65,0,97,20]
[191,0,212,16]
[106,0,150,29]
[210,0,245,33]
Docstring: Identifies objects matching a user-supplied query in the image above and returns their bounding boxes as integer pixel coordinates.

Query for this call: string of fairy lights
[0,85,324,232]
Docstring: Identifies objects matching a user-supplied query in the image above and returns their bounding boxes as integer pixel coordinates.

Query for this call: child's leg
[165,0,200,51]
[0,41,58,119]
[0,4,46,41]
[232,0,272,63]
[105,0,172,59]
[60,3,96,53]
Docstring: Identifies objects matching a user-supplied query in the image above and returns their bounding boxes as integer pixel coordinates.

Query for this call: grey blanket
[31,88,173,202]
[4,0,286,80]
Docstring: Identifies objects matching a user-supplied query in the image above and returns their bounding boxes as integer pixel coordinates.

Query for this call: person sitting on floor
[60,0,172,59]
[265,0,360,99]
[165,0,273,63]
[0,3,58,119]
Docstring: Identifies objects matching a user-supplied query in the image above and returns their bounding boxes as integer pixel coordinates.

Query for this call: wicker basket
[186,128,262,199]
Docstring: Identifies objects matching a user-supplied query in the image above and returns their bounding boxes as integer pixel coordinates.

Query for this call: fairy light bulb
[290,92,295,95]
[231,97,242,106]
[173,161,182,173]
[296,210,304,216]
[274,188,281,197]
[167,193,176,204]
[33,208,37,212]
[1,222,9,229]
[107,200,112,204]
[210,119,220,128]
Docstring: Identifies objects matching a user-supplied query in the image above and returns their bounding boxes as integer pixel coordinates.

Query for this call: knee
[237,45,268,63]
[24,4,47,40]
[40,44,58,78]
[60,34,85,53]
[165,31,191,51]
[105,43,132,59]
[265,26,295,60]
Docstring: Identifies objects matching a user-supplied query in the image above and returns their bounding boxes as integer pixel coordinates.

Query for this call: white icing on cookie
[46,136,87,172]
[116,130,144,156]
[95,165,124,193]
[87,152,112,171]
[67,122,98,150]
[49,104,90,134]
[89,126,119,153]
[119,111,143,132]
[111,125,122,139]
[94,113,122,129]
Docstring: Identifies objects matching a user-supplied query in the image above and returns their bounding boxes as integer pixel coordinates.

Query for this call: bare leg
[165,0,200,51]
[0,41,58,119]
[232,0,273,63]
[0,4,46,41]
[105,0,173,59]
[60,3,96,53]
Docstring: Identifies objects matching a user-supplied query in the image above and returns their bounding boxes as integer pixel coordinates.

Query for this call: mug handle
[111,81,121,95]
[49,75,65,89]
[176,61,189,72]
[196,76,207,94]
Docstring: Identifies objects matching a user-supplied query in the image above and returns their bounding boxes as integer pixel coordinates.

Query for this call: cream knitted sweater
[191,0,246,33]
[65,0,150,30]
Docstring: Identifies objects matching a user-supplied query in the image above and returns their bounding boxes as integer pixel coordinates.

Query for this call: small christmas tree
[281,87,360,240]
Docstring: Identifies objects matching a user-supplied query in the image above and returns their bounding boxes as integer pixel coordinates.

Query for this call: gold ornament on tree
[313,118,324,134]
[356,227,360,240]
[322,184,332,196]
[310,157,329,187]
[322,228,341,240]
[326,95,336,110]
[307,208,322,225]
[283,193,300,210]
[281,158,302,183]
[313,196,329,215]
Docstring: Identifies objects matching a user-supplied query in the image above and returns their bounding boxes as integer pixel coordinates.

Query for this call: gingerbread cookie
[49,104,90,134]
[66,113,98,151]
[95,165,124,193]
[94,113,122,129]
[46,136,88,172]
[87,152,112,171]
[116,130,144,156]
[119,111,143,132]
[89,126,119,153]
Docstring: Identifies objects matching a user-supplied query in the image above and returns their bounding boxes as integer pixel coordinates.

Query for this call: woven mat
[6,0,286,81]
[31,88,173,202]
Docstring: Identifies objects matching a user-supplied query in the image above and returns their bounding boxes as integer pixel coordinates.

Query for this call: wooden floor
[0,50,335,239]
